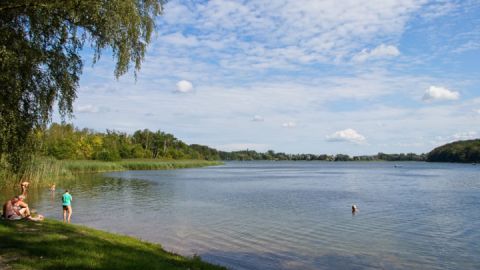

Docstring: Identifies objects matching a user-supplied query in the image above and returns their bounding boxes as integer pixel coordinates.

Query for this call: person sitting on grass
[3,196,23,220]
[2,196,44,221]
[15,195,31,217]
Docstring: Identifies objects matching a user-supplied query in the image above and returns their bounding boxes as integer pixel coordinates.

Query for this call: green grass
[63,159,223,173]
[60,160,126,173]
[0,219,226,270]
[118,159,223,171]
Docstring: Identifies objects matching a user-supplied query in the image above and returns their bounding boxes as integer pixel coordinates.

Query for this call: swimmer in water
[20,181,29,196]
[352,204,358,214]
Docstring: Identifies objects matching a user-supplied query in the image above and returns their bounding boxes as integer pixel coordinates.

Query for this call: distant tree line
[219,149,425,162]
[427,139,480,163]
[27,123,431,162]
[34,123,220,161]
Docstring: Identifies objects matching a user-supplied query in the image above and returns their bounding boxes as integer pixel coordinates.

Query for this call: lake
[3,161,480,269]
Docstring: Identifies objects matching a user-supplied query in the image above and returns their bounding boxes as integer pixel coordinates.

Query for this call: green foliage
[95,149,122,162]
[334,154,351,161]
[0,0,165,171]
[190,144,221,160]
[375,152,426,162]
[0,219,226,270]
[219,150,425,162]
[0,122,224,186]
[39,123,221,161]
[427,139,480,163]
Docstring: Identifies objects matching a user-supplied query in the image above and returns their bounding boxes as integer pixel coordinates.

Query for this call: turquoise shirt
[62,193,72,206]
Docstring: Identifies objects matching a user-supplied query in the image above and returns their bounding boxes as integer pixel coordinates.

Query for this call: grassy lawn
[0,219,226,270]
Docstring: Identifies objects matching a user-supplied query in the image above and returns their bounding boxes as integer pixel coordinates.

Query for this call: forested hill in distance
[427,139,480,163]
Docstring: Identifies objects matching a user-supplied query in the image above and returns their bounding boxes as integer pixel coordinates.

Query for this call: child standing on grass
[62,190,73,223]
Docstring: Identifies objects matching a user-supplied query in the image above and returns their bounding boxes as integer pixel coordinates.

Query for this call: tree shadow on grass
[0,220,225,270]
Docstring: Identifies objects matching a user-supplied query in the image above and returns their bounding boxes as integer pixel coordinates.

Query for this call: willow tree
[0,0,165,170]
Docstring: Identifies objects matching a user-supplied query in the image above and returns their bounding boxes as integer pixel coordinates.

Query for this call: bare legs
[63,206,72,223]
[67,205,72,223]
[19,207,31,217]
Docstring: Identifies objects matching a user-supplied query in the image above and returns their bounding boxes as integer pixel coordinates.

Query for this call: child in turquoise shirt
[62,190,73,223]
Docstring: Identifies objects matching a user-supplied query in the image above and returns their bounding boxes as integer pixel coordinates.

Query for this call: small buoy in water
[352,204,358,213]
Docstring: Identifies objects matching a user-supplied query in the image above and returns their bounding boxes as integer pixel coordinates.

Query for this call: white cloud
[158,0,425,67]
[282,121,296,128]
[421,1,458,20]
[66,71,480,155]
[353,44,400,62]
[431,131,478,146]
[63,1,480,156]
[326,129,366,144]
[252,115,264,122]
[422,86,459,101]
[452,131,477,141]
[162,33,199,47]
[176,80,194,93]
[454,41,480,53]
[76,104,99,113]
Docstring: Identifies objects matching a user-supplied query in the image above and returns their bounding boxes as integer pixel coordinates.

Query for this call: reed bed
[119,159,223,170]
[0,157,71,190]
[64,159,222,172]
[61,160,125,173]
[0,158,223,189]
[22,157,71,184]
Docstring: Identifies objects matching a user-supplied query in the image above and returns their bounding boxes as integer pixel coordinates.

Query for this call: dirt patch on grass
[0,253,18,270]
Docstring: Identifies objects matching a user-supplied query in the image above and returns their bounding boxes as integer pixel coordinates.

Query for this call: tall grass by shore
[64,159,222,173]
[0,158,223,189]
[119,159,223,170]
[0,157,71,190]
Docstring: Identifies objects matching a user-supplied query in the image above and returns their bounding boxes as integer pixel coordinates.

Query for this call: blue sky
[64,0,480,155]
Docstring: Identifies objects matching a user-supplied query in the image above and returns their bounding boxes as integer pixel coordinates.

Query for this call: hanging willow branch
[0,0,166,171]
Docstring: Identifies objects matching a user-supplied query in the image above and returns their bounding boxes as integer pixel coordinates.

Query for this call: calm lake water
[3,162,480,269]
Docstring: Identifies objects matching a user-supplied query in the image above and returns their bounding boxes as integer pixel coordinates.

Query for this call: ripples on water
[2,161,480,269]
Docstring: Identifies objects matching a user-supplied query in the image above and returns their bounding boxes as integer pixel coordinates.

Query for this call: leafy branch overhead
[0,0,166,170]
